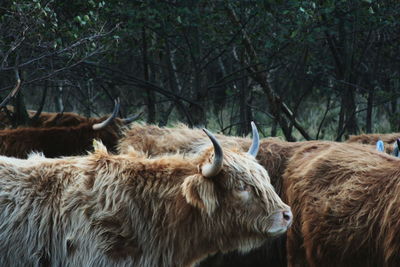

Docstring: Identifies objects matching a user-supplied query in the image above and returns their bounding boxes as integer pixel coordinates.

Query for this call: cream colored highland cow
[0,127,291,267]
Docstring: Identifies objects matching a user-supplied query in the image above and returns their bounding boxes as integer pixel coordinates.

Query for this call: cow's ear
[92,140,108,155]
[182,174,218,215]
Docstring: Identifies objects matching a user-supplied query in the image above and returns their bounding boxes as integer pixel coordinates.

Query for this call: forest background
[0,0,399,141]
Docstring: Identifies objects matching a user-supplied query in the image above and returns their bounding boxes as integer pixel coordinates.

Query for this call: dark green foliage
[0,0,399,139]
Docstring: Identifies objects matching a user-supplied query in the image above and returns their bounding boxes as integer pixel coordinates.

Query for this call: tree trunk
[271,119,277,137]
[343,87,358,135]
[333,14,358,140]
[12,90,29,127]
[158,104,175,127]
[238,49,250,136]
[238,84,248,136]
[54,81,64,113]
[142,26,156,124]
[189,29,206,127]
[366,87,374,133]
[162,40,194,125]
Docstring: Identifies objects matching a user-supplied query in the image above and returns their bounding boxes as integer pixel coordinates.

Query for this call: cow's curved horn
[247,121,260,157]
[396,139,400,157]
[92,98,120,130]
[121,111,143,124]
[376,140,384,152]
[202,128,224,178]
[393,138,400,157]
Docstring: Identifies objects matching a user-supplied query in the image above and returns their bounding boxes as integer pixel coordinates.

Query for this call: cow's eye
[235,183,252,202]
[237,183,251,192]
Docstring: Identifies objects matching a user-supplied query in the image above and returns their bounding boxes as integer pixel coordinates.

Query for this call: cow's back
[283,142,400,267]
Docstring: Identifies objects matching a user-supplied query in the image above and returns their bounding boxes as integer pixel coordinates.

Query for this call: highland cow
[0,106,87,128]
[119,123,316,267]
[0,104,140,128]
[119,124,400,266]
[0,100,125,158]
[347,132,400,154]
[0,128,291,267]
[283,141,400,267]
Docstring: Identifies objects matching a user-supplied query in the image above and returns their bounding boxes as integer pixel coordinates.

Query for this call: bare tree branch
[0,68,21,108]
[225,4,312,141]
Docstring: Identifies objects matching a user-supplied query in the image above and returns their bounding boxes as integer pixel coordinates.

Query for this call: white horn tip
[202,128,224,178]
[248,121,260,157]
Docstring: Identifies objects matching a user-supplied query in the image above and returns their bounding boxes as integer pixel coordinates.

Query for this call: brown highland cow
[0,103,140,128]
[0,100,126,158]
[283,141,400,267]
[347,132,400,154]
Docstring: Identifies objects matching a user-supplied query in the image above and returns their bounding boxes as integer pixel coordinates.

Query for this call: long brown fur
[0,106,127,128]
[283,141,400,267]
[31,112,129,128]
[0,140,289,266]
[0,120,124,158]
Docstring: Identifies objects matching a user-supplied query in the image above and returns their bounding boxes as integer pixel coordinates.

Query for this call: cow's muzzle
[266,209,293,236]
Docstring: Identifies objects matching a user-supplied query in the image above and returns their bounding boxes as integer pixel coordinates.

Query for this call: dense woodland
[0,0,399,141]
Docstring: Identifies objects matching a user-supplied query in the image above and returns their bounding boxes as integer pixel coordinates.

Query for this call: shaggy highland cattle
[283,141,400,267]
[0,100,126,158]
[0,128,292,266]
[0,104,140,128]
[119,122,317,267]
[0,106,87,128]
[346,132,400,154]
[121,123,400,266]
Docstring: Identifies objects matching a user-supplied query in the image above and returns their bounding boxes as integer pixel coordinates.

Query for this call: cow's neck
[126,177,221,267]
[82,157,218,266]
[139,210,221,267]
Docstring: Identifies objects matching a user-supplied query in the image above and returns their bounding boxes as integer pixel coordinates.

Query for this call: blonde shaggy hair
[0,139,288,267]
